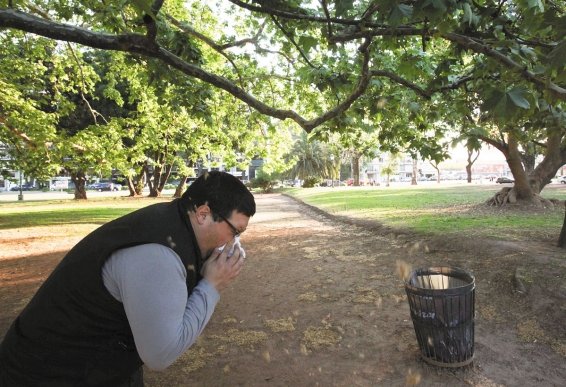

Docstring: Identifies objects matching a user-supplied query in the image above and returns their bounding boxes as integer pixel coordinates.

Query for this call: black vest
[0,199,202,386]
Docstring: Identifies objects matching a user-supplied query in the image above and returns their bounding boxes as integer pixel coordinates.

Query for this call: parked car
[88,181,122,191]
[559,176,566,184]
[10,184,35,191]
[496,177,514,184]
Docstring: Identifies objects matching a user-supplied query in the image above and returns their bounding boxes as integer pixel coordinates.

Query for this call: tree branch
[270,15,318,69]
[303,38,373,130]
[0,9,369,132]
[329,27,428,43]
[371,70,431,99]
[331,27,566,101]
[165,14,245,86]
[66,43,108,125]
[0,117,37,148]
[218,22,266,50]
[443,33,566,100]
[143,0,165,40]
[359,1,380,24]
[478,135,506,153]
[319,0,333,39]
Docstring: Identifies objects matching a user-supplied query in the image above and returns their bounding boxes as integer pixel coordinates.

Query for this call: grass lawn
[283,184,566,241]
[1,186,565,242]
[0,197,170,230]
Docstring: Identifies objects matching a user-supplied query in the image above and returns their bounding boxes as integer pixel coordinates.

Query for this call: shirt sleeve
[102,243,220,371]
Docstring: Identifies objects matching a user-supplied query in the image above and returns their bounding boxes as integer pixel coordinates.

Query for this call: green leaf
[389,4,413,25]
[526,0,544,12]
[431,0,447,12]
[548,41,566,70]
[408,101,421,112]
[130,0,157,20]
[462,3,473,26]
[507,87,531,109]
[298,36,318,54]
[481,89,508,118]
[334,0,354,17]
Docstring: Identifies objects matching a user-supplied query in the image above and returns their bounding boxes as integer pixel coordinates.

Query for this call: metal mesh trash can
[404,266,475,367]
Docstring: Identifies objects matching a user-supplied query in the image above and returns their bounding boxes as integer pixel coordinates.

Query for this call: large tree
[2,1,562,128]
[2,1,565,203]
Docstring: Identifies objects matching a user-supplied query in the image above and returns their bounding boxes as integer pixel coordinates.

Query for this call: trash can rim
[404,266,475,293]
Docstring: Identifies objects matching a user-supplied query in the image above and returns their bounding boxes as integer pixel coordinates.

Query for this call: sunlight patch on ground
[209,328,267,349]
[302,326,342,351]
[264,318,296,332]
[0,225,96,260]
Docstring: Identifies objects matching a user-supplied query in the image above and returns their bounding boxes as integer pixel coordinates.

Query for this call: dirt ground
[1,193,565,386]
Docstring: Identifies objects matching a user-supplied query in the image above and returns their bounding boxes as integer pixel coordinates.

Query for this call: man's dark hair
[181,171,256,220]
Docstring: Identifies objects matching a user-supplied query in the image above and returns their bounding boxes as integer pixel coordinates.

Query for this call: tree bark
[506,134,535,201]
[70,170,87,200]
[558,205,566,249]
[148,163,162,197]
[528,130,566,194]
[466,148,480,183]
[126,177,137,197]
[352,156,360,186]
[174,175,188,198]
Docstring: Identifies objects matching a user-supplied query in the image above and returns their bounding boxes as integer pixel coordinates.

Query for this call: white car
[560,176,566,184]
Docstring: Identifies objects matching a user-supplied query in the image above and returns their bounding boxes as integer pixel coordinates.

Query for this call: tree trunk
[506,135,535,201]
[174,175,187,198]
[558,205,566,249]
[126,177,136,196]
[125,165,146,196]
[521,141,536,175]
[484,127,566,207]
[528,130,566,194]
[135,167,146,196]
[352,156,360,186]
[148,164,161,197]
[411,158,417,185]
[70,171,87,200]
[432,164,441,184]
[466,163,472,183]
[466,148,479,183]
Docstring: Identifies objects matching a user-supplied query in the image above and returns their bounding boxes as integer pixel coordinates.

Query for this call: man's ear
[194,204,211,225]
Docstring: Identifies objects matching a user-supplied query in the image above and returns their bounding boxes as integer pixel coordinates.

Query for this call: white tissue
[218,236,246,258]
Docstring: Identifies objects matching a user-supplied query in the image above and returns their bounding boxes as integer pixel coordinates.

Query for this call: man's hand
[201,239,245,291]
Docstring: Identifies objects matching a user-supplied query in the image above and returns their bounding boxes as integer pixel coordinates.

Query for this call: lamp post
[18,169,23,201]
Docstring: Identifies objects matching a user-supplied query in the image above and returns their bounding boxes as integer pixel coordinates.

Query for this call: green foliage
[249,174,276,193]
[1,0,565,201]
[284,132,333,180]
[285,186,566,239]
[301,176,320,188]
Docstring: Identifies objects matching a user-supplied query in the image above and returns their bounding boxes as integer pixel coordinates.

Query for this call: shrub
[302,177,319,188]
[250,175,276,193]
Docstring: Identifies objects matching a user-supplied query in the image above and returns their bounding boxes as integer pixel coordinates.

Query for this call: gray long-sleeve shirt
[102,243,219,370]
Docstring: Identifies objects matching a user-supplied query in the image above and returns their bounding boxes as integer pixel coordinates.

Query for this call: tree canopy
[1,1,565,201]
[1,1,563,130]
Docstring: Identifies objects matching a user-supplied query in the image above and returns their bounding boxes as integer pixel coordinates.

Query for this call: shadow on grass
[0,208,135,230]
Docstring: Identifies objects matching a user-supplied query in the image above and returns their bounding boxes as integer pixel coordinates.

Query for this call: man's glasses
[216,213,241,237]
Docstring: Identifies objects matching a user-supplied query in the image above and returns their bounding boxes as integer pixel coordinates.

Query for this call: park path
[145,193,513,386]
[2,193,564,386]
[145,192,420,386]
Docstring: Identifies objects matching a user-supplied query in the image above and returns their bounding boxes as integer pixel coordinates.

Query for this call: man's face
[204,209,250,258]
